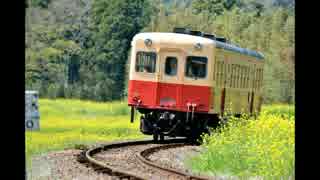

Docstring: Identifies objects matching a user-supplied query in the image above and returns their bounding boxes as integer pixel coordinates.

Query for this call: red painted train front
[128,29,264,141]
[128,80,211,112]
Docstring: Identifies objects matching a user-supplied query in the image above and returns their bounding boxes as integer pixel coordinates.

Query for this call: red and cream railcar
[128,29,264,141]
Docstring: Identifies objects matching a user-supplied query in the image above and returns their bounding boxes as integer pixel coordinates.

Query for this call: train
[127,28,265,141]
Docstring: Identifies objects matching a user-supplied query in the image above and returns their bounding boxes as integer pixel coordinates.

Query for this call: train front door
[156,50,183,110]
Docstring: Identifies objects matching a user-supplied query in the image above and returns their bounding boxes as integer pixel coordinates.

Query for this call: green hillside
[26,0,294,103]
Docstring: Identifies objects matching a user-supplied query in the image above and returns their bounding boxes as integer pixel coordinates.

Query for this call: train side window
[240,66,243,88]
[260,69,262,89]
[216,61,220,86]
[236,65,238,88]
[250,67,254,89]
[254,67,256,89]
[234,64,237,88]
[135,52,157,73]
[239,66,242,88]
[254,68,257,90]
[219,61,224,86]
[256,69,258,90]
[230,64,232,87]
[235,65,237,88]
[243,66,246,88]
[258,68,262,89]
[257,69,260,90]
[165,57,178,76]
[257,69,260,89]
[230,64,232,88]
[242,66,245,88]
[245,66,249,88]
[222,61,225,86]
[249,67,252,89]
[240,66,244,88]
[216,61,221,86]
[255,68,258,89]
[236,65,239,88]
[238,65,241,88]
[226,63,229,86]
[185,56,208,79]
[243,66,247,88]
[214,60,220,86]
[234,64,236,88]
[218,61,224,86]
[248,67,251,89]
[244,66,247,88]
[231,64,234,88]
[232,64,235,88]
[221,62,227,87]
[213,60,216,81]
[228,63,231,87]
[222,63,229,87]
[260,69,264,89]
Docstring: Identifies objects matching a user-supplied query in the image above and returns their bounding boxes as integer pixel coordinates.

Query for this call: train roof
[133,32,264,60]
[133,32,214,46]
[215,41,264,60]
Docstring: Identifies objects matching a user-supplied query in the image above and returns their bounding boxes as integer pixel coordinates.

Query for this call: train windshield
[135,51,157,73]
[185,56,207,79]
[165,57,178,76]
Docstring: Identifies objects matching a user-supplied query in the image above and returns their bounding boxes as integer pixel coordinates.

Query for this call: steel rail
[85,139,154,179]
[82,138,189,179]
[136,143,212,180]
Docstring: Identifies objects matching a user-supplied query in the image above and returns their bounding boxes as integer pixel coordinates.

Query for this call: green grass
[186,104,295,179]
[26,99,146,163]
[260,104,295,119]
[26,99,295,179]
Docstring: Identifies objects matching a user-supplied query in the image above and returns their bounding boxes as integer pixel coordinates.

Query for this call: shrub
[187,105,295,179]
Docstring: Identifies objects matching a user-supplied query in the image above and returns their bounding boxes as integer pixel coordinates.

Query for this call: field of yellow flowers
[26,99,294,178]
[186,104,294,179]
[25,99,146,164]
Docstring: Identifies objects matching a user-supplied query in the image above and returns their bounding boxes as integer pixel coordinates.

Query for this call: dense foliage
[187,105,295,178]
[26,0,295,103]
[145,0,295,103]
[26,0,153,101]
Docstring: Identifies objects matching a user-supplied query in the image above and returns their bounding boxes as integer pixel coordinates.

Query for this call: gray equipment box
[25,91,40,131]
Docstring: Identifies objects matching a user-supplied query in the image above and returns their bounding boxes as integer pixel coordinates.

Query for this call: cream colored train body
[128,30,264,140]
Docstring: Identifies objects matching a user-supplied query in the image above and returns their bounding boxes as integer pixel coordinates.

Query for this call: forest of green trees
[26,0,295,104]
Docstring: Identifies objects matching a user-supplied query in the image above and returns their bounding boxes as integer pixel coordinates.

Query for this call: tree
[90,0,153,100]
[31,0,51,8]
[25,0,294,103]
[192,0,237,17]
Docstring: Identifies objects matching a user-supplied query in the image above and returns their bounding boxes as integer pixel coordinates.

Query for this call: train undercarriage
[131,107,222,142]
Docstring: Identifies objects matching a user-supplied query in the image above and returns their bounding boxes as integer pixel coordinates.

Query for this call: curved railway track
[77,139,212,180]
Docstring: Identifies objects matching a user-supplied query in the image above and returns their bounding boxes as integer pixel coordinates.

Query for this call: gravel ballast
[27,149,114,180]
[27,142,205,180]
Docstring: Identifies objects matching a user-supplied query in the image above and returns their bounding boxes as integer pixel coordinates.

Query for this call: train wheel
[153,133,159,142]
[203,126,211,136]
[160,133,164,142]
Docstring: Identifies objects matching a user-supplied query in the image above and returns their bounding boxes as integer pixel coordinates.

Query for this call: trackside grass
[26,99,146,163]
[186,104,295,179]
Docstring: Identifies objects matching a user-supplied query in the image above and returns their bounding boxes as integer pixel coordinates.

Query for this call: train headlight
[194,43,202,50]
[169,113,175,120]
[144,38,152,46]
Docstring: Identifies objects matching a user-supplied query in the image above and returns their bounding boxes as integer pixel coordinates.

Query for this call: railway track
[77,139,212,180]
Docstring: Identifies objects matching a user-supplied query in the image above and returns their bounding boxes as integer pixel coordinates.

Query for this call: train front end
[127,32,215,140]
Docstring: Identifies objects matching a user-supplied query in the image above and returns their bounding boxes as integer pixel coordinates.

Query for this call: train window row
[215,60,263,90]
[135,51,208,79]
